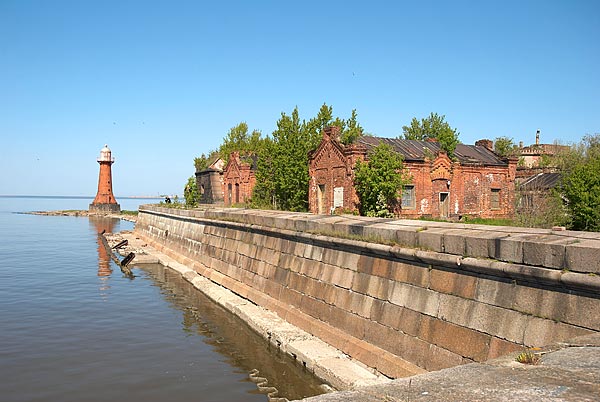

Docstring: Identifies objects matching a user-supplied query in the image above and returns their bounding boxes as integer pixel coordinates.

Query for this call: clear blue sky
[1,0,598,197]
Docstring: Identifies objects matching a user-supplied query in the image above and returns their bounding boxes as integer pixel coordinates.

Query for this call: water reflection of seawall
[139,264,326,400]
[89,217,119,296]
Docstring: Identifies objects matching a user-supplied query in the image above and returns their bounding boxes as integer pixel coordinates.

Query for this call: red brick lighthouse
[89,144,120,214]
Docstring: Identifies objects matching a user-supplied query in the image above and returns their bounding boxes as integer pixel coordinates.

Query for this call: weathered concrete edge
[301,332,600,402]
[140,207,600,295]
[113,232,392,392]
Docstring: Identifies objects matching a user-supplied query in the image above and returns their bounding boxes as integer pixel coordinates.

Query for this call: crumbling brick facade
[195,158,225,204]
[309,127,517,219]
[222,152,257,206]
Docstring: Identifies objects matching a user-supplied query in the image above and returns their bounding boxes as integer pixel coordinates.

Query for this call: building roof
[357,136,507,166]
[519,172,561,191]
[519,143,570,156]
[196,168,222,175]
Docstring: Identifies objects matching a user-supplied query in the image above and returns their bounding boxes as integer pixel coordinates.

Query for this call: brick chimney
[323,125,341,140]
[475,139,493,151]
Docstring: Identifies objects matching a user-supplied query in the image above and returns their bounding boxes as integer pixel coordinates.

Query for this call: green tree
[183,176,199,207]
[194,149,219,172]
[218,122,263,164]
[401,113,460,157]
[559,134,600,231]
[339,109,364,145]
[251,136,276,209]
[252,104,362,211]
[260,107,307,211]
[493,136,517,157]
[354,143,410,217]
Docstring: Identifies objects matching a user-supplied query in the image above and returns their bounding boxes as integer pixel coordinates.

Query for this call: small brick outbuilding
[308,126,517,219]
[195,157,225,204]
[222,152,257,206]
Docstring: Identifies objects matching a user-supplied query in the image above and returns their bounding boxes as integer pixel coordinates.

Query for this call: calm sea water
[0,197,324,402]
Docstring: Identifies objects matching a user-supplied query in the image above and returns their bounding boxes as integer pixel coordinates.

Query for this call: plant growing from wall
[515,350,540,365]
[493,136,517,157]
[354,143,410,217]
[401,112,460,157]
[194,150,220,172]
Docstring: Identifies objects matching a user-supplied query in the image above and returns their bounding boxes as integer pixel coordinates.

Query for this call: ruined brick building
[195,157,225,204]
[308,126,517,219]
[517,129,570,169]
[222,152,257,206]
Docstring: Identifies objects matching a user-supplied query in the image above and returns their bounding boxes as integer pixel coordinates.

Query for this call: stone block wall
[135,206,600,378]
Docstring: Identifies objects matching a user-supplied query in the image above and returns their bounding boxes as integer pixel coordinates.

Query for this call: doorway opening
[439,192,449,218]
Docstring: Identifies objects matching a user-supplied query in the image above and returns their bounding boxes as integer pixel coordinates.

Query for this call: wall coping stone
[139,205,600,293]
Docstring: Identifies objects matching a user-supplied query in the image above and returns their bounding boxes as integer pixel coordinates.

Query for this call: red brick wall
[223,152,256,206]
[308,127,365,214]
[309,130,517,218]
[92,162,118,205]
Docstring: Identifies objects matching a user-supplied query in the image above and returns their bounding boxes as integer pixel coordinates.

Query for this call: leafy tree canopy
[195,122,266,172]
[354,143,410,217]
[194,149,219,172]
[337,109,363,145]
[558,134,600,231]
[183,176,199,207]
[401,112,460,157]
[219,122,264,164]
[252,104,364,211]
[493,136,517,157]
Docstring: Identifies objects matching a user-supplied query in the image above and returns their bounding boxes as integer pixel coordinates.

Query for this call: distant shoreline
[24,210,137,223]
[0,195,164,199]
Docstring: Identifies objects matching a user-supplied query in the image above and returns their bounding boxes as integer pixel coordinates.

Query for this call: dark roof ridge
[356,135,507,166]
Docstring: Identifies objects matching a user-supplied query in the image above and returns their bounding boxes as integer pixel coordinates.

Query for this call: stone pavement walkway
[303,333,600,402]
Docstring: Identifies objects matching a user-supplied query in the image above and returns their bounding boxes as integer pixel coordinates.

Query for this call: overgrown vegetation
[159,195,183,208]
[120,210,138,216]
[186,105,600,231]
[428,216,516,226]
[218,122,267,165]
[354,143,410,217]
[493,136,518,158]
[510,134,600,231]
[514,193,568,229]
[183,176,199,208]
[401,112,460,157]
[558,134,600,231]
[194,150,220,172]
[515,350,541,365]
[251,104,363,211]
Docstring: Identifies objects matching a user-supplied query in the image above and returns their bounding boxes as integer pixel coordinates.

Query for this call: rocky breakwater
[28,210,137,223]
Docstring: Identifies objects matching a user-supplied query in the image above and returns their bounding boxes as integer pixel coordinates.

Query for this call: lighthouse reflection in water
[89,216,118,297]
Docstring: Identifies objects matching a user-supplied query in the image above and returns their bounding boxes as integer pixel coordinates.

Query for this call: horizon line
[0,194,169,199]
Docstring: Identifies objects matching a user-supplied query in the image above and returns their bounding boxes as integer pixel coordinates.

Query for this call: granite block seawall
[134,205,600,378]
